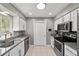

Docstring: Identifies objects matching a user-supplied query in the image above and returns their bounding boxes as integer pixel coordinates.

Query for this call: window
[0,14,13,34]
[1,15,9,32]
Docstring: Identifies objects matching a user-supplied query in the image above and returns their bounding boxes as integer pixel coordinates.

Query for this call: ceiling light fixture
[37,3,46,10]
[49,12,52,15]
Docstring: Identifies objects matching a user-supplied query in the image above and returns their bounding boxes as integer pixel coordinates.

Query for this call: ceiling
[12,3,70,17]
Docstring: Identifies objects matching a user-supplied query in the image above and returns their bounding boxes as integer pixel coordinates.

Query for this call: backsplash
[13,31,26,37]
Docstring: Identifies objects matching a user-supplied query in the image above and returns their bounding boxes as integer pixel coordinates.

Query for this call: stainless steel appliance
[0,38,14,48]
[54,39,64,56]
[63,31,77,42]
[24,37,29,55]
[54,30,64,56]
[0,33,14,48]
[57,21,72,32]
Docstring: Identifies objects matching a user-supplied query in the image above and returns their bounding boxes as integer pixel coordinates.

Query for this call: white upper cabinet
[13,16,26,31]
[13,16,20,31]
[19,18,24,30]
[19,18,26,31]
[57,17,63,24]
[71,9,77,31]
[23,20,26,31]
[64,13,71,22]
[54,20,58,30]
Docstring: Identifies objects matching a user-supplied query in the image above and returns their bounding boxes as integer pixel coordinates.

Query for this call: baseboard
[29,45,52,47]
[29,45,34,47]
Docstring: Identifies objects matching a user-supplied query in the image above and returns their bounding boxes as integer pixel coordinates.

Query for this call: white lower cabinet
[20,41,24,56]
[3,41,24,56]
[51,36,54,48]
[65,44,77,56]
[10,45,21,56]
[10,42,24,56]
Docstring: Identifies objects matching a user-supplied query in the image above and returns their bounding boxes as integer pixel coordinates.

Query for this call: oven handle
[55,39,63,44]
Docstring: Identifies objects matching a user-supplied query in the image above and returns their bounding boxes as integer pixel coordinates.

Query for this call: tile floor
[25,45,56,56]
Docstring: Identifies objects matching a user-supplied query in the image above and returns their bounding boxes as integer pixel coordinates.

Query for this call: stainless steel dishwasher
[24,37,29,55]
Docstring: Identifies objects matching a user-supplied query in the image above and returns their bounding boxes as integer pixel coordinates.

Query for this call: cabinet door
[54,20,58,30]
[20,41,24,56]
[54,21,57,30]
[22,19,25,30]
[19,18,26,31]
[65,45,77,56]
[64,13,71,22]
[11,50,21,56]
[23,20,26,31]
[13,16,20,31]
[51,36,54,48]
[10,45,20,56]
[19,18,23,30]
[57,17,63,24]
[71,9,77,31]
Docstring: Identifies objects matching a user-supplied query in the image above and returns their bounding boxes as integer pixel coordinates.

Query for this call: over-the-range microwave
[57,21,72,32]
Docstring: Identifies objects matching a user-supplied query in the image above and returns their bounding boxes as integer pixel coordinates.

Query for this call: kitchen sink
[0,38,14,48]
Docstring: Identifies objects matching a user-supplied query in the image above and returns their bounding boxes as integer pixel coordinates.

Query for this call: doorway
[34,20,46,45]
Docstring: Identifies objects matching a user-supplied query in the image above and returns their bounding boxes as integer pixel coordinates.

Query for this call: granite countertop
[0,35,29,56]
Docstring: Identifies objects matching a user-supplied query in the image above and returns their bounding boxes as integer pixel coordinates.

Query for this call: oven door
[54,39,64,56]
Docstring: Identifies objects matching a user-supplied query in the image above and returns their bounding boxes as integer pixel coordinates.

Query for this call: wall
[26,19,34,45]
[46,19,54,45]
[26,17,54,45]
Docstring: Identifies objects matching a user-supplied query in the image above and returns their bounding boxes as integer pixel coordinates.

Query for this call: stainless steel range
[54,30,64,56]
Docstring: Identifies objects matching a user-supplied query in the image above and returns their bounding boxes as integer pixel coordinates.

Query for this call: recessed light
[29,12,32,15]
[49,12,52,15]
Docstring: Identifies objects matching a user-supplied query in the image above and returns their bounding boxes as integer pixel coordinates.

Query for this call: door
[34,20,46,45]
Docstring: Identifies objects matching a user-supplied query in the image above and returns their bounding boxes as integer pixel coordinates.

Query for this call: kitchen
[0,3,78,56]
